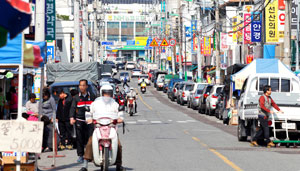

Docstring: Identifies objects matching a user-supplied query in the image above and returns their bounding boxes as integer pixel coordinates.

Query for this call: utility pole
[283,0,291,67]
[82,0,88,62]
[296,0,300,70]
[184,26,187,81]
[215,0,221,84]
[74,0,80,62]
[178,0,183,79]
[197,6,202,82]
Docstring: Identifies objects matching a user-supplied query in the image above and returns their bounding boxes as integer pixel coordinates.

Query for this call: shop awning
[120,45,145,51]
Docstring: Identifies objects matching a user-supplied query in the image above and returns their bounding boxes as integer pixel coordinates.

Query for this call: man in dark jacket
[70,79,96,163]
[56,89,73,150]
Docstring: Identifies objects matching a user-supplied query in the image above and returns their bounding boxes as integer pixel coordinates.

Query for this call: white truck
[237,73,300,142]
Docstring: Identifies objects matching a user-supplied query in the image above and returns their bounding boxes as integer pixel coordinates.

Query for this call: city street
[38,78,300,171]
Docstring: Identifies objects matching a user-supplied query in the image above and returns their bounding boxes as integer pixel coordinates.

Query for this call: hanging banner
[265,0,278,43]
[193,37,198,51]
[291,0,298,36]
[203,37,211,56]
[243,13,251,44]
[201,38,204,54]
[191,20,197,54]
[46,0,56,40]
[251,12,262,42]
[232,16,238,43]
[221,33,228,50]
[278,10,285,42]
[237,16,244,43]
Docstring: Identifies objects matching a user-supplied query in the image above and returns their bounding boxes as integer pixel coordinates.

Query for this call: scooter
[140,82,146,94]
[92,117,118,171]
[118,96,125,111]
[127,97,135,116]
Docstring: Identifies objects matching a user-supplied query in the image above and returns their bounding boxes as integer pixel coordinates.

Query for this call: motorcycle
[127,97,135,116]
[118,96,125,111]
[140,82,146,94]
[92,117,118,171]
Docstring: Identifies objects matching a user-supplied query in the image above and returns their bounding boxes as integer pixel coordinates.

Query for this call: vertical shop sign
[221,33,228,50]
[265,0,278,43]
[243,13,251,44]
[203,37,211,56]
[46,0,56,40]
[251,12,262,42]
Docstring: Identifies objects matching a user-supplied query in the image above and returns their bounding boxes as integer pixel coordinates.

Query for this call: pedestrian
[41,88,56,152]
[25,93,39,121]
[70,79,96,163]
[0,87,5,119]
[123,76,129,88]
[70,88,79,148]
[251,85,284,148]
[56,89,73,150]
[8,87,17,119]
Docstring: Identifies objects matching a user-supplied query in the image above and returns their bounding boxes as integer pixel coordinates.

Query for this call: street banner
[232,16,238,43]
[203,37,211,56]
[243,13,251,44]
[278,10,285,42]
[237,16,243,43]
[193,37,198,51]
[221,33,228,50]
[191,20,197,54]
[46,0,56,40]
[251,12,262,42]
[201,38,204,54]
[291,0,298,36]
[265,0,278,43]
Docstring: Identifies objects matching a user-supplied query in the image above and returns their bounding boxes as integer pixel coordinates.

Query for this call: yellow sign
[167,56,172,61]
[160,38,169,46]
[135,37,148,46]
[112,50,118,52]
[265,0,278,43]
[150,38,158,47]
[232,16,237,43]
[203,37,211,56]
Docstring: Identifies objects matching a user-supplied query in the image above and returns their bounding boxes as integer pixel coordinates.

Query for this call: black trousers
[75,120,93,157]
[43,123,53,149]
[58,121,73,146]
[253,116,270,143]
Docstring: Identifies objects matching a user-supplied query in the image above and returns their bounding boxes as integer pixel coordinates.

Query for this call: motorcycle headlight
[98,118,112,125]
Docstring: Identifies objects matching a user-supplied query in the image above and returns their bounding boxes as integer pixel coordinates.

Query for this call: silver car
[169,82,181,101]
[178,82,194,106]
[188,83,208,110]
[205,85,225,115]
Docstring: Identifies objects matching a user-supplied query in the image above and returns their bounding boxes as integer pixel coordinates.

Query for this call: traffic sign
[150,38,159,47]
[169,39,176,46]
[160,38,169,46]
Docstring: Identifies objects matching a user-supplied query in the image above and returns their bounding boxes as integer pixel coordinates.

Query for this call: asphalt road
[39,77,300,171]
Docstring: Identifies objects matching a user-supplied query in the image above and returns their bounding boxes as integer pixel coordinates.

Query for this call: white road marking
[186,120,197,123]
[150,121,163,124]
[177,121,188,123]
[126,121,137,124]
[168,120,173,122]
[137,120,148,122]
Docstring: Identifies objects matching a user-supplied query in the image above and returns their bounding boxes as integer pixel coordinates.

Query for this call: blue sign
[146,37,152,46]
[47,46,54,60]
[191,20,197,54]
[144,46,153,50]
[185,26,191,37]
[251,12,262,42]
[101,41,114,46]
[126,40,135,45]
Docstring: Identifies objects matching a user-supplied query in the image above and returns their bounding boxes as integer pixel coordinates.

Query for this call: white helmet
[100,84,113,97]
[130,87,134,91]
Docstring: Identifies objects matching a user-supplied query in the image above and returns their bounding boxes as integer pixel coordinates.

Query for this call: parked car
[176,82,188,104]
[169,82,181,101]
[115,57,125,65]
[205,85,225,115]
[215,88,229,123]
[187,83,208,110]
[163,80,170,93]
[178,82,194,106]
[167,79,184,99]
[138,75,150,85]
[198,84,213,114]
[126,62,136,70]
[131,69,142,78]
[119,72,130,82]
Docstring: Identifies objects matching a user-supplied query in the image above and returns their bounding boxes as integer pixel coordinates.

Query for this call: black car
[116,63,125,70]
[198,85,213,114]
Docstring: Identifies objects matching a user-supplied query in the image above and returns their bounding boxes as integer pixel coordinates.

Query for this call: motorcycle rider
[79,85,124,171]
[126,87,138,113]
[140,79,147,92]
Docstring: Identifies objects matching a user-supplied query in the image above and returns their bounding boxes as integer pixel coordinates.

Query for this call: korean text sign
[46,0,56,40]
[265,0,278,43]
[203,37,211,56]
[0,120,44,153]
[251,12,262,42]
[244,13,251,44]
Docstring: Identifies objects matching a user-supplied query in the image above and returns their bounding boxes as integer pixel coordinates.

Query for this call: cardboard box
[3,162,35,171]
[230,109,238,125]
[1,152,28,165]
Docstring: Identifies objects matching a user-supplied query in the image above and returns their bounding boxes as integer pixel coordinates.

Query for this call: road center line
[135,88,153,110]
[187,131,243,171]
